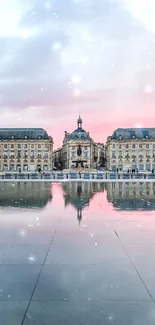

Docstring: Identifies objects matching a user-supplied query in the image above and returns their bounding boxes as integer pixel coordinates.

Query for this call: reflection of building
[106,182,155,210]
[0,128,53,172]
[62,182,104,222]
[106,128,155,171]
[60,116,98,169]
[0,182,52,208]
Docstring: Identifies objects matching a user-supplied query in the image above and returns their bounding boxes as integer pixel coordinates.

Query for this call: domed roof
[67,116,91,141]
[67,128,91,141]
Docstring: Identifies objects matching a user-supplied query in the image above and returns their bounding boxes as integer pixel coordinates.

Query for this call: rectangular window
[18,144,21,148]
[119,144,122,149]
[31,144,34,149]
[38,144,41,149]
[4,144,7,149]
[84,152,88,158]
[146,144,149,148]
[112,144,115,149]
[24,144,27,149]
[11,144,14,149]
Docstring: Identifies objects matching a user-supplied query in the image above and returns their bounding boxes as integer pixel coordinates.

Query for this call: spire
[77,115,82,129]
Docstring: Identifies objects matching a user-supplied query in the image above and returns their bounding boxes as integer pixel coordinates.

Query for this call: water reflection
[0,182,52,209]
[106,182,155,210]
[62,182,104,223]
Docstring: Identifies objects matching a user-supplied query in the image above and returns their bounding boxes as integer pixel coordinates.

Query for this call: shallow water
[1,181,155,324]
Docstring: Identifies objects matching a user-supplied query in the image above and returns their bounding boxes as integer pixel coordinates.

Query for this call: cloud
[0,0,155,147]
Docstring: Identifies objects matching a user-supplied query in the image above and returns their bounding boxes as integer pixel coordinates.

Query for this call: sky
[0,0,155,148]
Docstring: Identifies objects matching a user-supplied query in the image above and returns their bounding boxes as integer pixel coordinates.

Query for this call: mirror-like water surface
[1,181,155,324]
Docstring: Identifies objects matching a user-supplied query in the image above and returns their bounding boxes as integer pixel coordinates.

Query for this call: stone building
[53,147,62,170]
[106,128,155,172]
[61,116,98,169]
[0,128,53,172]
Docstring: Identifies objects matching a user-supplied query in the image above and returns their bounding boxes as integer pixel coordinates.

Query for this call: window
[31,144,34,149]
[11,144,14,149]
[112,144,115,149]
[132,144,136,149]
[126,144,129,149]
[85,146,88,150]
[38,144,41,149]
[119,144,122,149]
[139,144,142,148]
[84,152,88,158]
[18,144,21,148]
[4,144,7,149]
[146,144,149,148]
[44,144,48,149]
[24,144,27,148]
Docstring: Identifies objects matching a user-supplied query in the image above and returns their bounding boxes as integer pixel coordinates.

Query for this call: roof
[67,128,91,141]
[111,128,155,140]
[0,128,49,140]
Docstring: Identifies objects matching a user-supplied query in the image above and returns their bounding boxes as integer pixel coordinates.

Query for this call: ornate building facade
[106,128,155,172]
[61,116,98,169]
[0,128,53,172]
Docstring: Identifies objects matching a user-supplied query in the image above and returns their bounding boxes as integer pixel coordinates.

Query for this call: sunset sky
[0,0,155,148]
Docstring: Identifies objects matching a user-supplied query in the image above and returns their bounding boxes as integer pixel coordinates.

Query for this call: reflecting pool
[1,181,155,324]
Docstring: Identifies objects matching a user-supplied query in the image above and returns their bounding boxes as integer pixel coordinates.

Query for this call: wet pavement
[0,181,155,324]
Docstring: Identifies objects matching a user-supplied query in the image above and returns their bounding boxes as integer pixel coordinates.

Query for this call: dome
[67,128,91,141]
[67,115,91,141]
[77,116,82,124]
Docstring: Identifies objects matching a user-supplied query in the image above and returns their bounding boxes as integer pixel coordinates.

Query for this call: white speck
[32,11,36,15]
[41,88,43,91]
[44,1,52,9]
[71,74,81,84]
[73,88,81,97]
[37,223,40,226]
[28,224,33,227]
[8,294,11,298]
[101,309,103,313]
[52,41,62,52]
[88,297,91,300]
[0,289,3,292]
[149,51,152,55]
[64,298,67,301]
[76,290,78,293]
[111,64,115,68]
[12,184,15,186]
[83,224,87,228]
[95,241,98,246]
[110,284,114,288]
[90,233,94,237]
[137,224,142,227]
[36,217,39,221]
[144,85,154,94]
[28,256,35,262]
[105,223,109,226]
